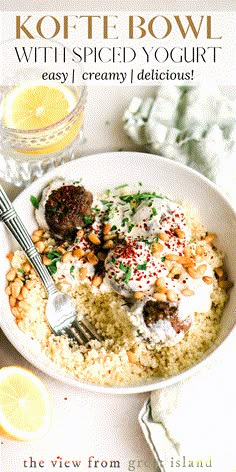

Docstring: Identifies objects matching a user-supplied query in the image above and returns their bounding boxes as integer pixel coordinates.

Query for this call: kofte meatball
[45,184,93,239]
[143,300,191,335]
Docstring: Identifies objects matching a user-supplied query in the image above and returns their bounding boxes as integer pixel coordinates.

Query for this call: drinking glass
[0,39,87,186]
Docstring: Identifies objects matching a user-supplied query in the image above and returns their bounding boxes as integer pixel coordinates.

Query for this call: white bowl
[0,152,235,394]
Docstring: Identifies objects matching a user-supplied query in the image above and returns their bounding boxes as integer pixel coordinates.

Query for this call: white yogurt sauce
[36,182,214,347]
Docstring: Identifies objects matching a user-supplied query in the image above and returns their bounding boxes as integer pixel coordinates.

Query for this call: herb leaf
[136,261,147,270]
[30,195,39,209]
[124,267,132,284]
[46,250,62,275]
[70,265,75,278]
[83,215,93,225]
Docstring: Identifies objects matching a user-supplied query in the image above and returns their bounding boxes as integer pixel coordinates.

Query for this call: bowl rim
[1,151,236,394]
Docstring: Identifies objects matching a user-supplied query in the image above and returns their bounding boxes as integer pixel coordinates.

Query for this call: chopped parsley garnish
[124,267,132,284]
[74,179,82,185]
[17,268,25,275]
[70,265,75,278]
[136,261,147,270]
[149,206,158,220]
[30,195,39,209]
[115,184,129,190]
[110,257,116,266]
[120,191,162,206]
[83,215,93,225]
[128,223,135,233]
[119,262,127,271]
[119,262,132,284]
[161,256,166,262]
[46,250,62,275]
[111,225,117,231]
[121,217,129,227]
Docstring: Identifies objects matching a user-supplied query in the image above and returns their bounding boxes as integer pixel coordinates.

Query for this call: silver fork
[0,184,102,345]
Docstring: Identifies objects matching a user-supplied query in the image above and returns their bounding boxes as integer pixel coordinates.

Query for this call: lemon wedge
[0,366,51,441]
[3,82,77,130]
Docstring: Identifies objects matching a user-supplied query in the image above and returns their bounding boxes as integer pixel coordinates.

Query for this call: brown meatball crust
[45,184,93,239]
[143,300,191,334]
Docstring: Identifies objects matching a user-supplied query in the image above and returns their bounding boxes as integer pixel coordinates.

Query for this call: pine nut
[43,255,51,266]
[35,241,45,253]
[21,286,29,299]
[174,228,185,239]
[187,267,199,279]
[25,280,35,289]
[215,267,224,279]
[57,246,67,255]
[11,281,23,298]
[197,264,207,276]
[183,247,192,257]
[177,256,194,266]
[171,265,183,275]
[103,224,111,235]
[155,286,168,294]
[203,276,213,285]
[5,286,12,296]
[103,233,117,241]
[62,252,73,263]
[134,291,144,300]
[153,292,167,302]
[167,289,178,302]
[181,288,194,296]
[103,240,114,249]
[72,248,85,259]
[204,233,216,244]
[196,246,204,256]
[9,296,16,307]
[18,300,30,310]
[23,262,31,273]
[152,242,164,254]
[17,293,23,301]
[11,307,20,317]
[92,274,103,287]
[158,232,170,242]
[87,252,99,265]
[6,269,16,281]
[76,229,84,239]
[79,267,88,280]
[127,351,137,364]
[32,234,40,243]
[32,229,44,239]
[165,254,179,261]
[219,280,234,289]
[88,233,101,245]
[155,277,166,288]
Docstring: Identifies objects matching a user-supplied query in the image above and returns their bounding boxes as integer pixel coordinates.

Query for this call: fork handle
[0,184,57,295]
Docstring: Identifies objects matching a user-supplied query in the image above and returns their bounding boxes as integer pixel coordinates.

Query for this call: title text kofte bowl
[0,152,235,394]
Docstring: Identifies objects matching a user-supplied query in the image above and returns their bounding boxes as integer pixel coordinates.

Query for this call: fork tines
[67,318,102,345]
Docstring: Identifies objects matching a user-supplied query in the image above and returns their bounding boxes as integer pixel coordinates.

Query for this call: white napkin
[123,85,236,207]
[139,335,236,472]
[124,86,236,472]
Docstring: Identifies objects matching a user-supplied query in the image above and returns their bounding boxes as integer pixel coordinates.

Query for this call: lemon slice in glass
[0,366,51,441]
[3,82,77,130]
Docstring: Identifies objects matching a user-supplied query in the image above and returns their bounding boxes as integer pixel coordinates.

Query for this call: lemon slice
[3,82,77,130]
[0,366,51,441]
